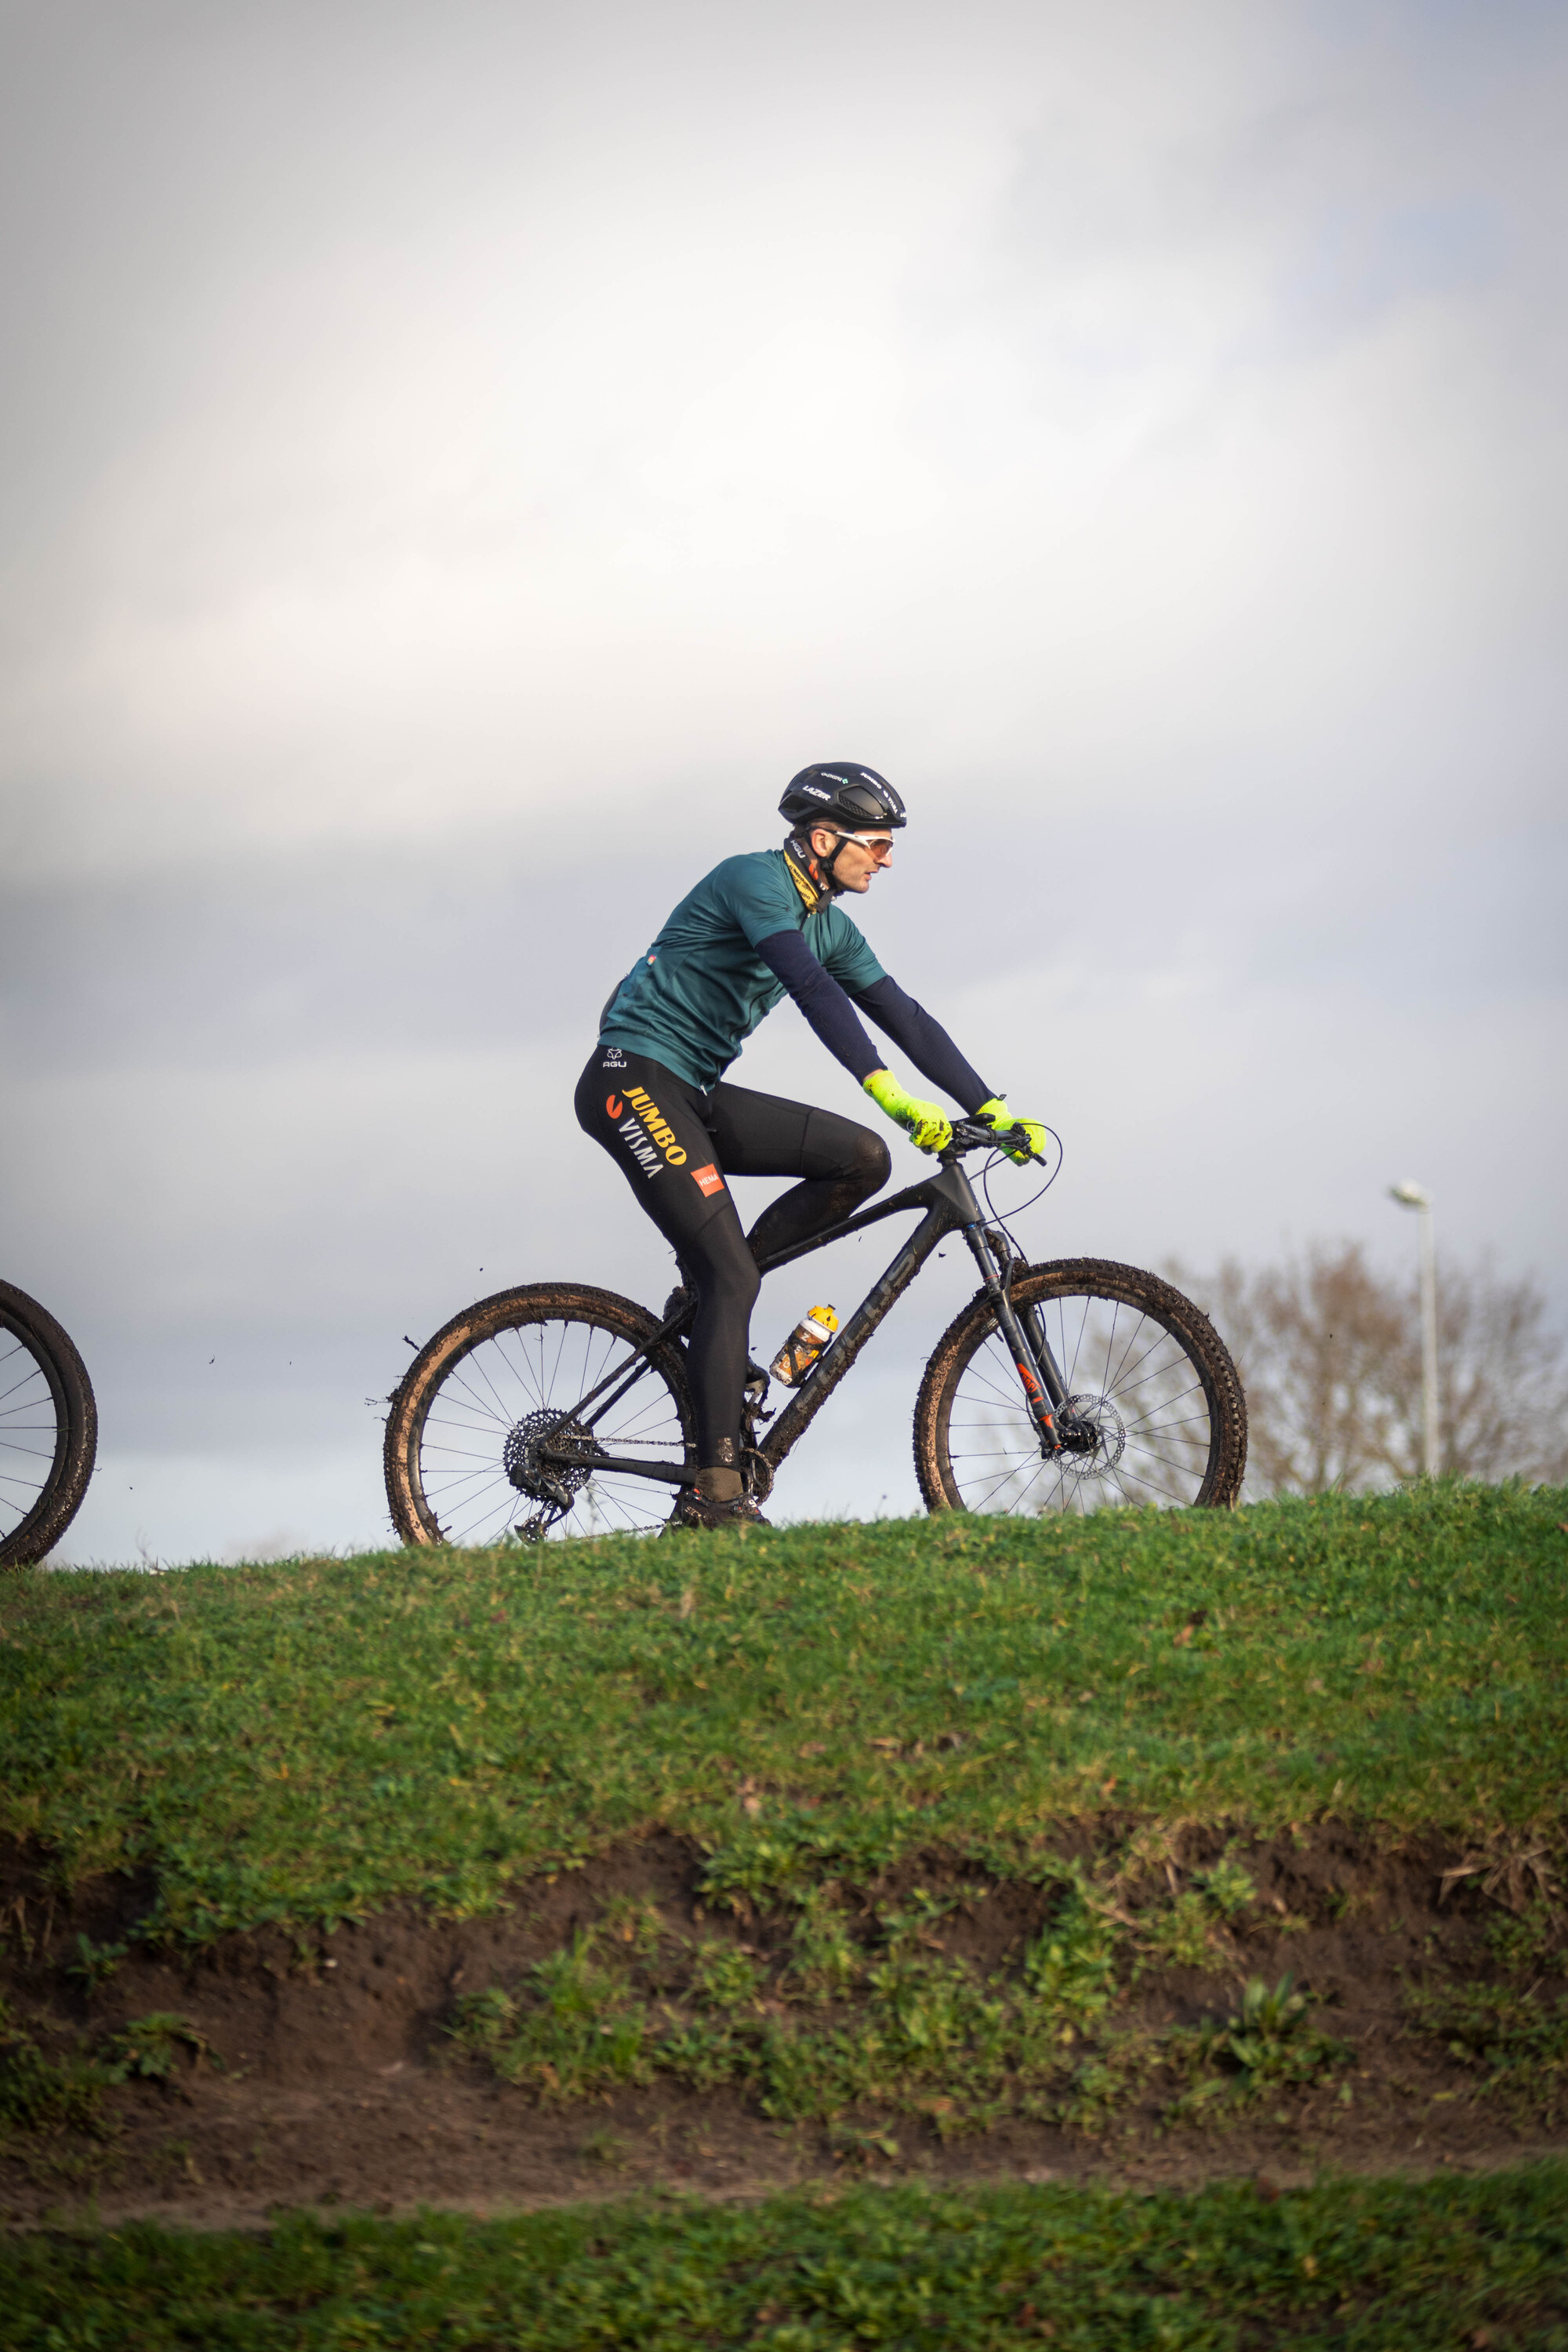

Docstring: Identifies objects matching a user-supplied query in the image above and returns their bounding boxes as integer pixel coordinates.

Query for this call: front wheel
[384,1283,695,1546]
[913,1258,1246,1516]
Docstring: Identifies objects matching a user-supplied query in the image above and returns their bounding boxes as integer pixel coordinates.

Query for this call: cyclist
[575,764,1047,1528]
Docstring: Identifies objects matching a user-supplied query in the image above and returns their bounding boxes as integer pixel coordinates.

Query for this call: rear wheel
[913,1258,1246,1516]
[384,1283,695,1546]
[0,1281,98,1568]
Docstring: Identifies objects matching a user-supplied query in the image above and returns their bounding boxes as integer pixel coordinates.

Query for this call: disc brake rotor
[1053,1393,1127,1482]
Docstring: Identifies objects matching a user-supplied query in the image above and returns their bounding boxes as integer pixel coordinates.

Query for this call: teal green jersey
[599,850,885,1089]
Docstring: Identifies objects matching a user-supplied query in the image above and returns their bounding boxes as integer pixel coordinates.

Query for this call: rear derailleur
[503,1407,603,1541]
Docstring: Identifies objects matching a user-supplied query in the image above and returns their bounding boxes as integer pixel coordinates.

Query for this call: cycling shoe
[666,1488,771,1532]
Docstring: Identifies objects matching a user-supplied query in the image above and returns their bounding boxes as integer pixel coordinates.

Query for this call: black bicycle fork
[943,1175,1072,1454]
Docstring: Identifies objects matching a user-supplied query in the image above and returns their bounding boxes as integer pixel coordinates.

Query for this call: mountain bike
[385,1120,1247,1544]
[0,1281,99,1568]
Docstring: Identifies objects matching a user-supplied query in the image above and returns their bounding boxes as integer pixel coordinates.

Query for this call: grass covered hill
[2,1483,1564,1943]
[4,1485,1568,2339]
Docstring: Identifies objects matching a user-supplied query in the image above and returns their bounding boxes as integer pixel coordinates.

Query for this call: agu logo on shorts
[691,1163,725,1197]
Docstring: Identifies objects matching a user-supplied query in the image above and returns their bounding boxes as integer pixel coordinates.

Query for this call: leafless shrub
[1171,1243,1568,1497]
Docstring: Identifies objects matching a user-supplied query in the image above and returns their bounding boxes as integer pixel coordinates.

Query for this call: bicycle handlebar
[943,1119,1047,1167]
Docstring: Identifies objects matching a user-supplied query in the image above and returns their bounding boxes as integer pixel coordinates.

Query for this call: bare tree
[1171,1243,1568,1497]
[1396,1252,1568,1486]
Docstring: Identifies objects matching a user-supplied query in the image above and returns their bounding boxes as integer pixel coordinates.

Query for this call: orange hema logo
[606,1094,623,1118]
[691,1164,725,1197]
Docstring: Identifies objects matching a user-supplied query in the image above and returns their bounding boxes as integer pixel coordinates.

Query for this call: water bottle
[770,1305,839,1388]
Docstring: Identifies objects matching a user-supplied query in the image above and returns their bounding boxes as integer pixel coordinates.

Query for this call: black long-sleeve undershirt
[855,973,991,1113]
[754,931,992,1112]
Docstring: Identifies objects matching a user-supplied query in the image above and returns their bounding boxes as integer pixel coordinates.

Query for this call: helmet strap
[785,831,833,905]
[822,836,855,895]
[794,826,855,898]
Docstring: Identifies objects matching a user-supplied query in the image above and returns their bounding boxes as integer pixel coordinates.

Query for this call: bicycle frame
[539,1135,1070,1490]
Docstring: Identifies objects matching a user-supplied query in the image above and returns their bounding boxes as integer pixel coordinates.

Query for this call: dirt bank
[3,1826,1562,2228]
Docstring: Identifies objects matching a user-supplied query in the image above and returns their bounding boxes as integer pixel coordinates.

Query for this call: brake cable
[979,1123,1064,1262]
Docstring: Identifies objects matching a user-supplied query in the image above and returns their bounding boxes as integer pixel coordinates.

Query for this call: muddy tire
[913,1258,1246,1517]
[384,1283,695,1546]
[0,1280,99,1568]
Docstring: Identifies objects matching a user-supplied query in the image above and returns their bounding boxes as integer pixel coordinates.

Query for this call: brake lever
[948,1119,1047,1167]
[998,1122,1045,1167]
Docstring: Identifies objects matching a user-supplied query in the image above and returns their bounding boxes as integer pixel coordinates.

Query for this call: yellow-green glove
[863,1069,953,1154]
[976,1096,1047,1166]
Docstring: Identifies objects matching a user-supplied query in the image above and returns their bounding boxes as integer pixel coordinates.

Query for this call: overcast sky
[2,0,1564,1559]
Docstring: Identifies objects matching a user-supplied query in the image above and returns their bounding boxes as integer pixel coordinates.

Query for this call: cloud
[5,0,1564,873]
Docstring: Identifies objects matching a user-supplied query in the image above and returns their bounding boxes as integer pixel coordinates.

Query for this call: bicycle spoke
[495,1326,547,1414]
[1111,1456,1189,1506]
[1103,1327,1185,1402]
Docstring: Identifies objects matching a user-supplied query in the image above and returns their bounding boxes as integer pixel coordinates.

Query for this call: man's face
[809,824,895,893]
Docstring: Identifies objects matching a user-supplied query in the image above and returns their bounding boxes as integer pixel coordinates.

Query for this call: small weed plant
[1020,1884,1117,2025]
[1194,1854,1258,1919]
[1140,1889,1219,1969]
[0,2004,109,2142]
[99,2014,221,2085]
[65,1933,128,1990]
[1408,1980,1568,2128]
[1170,1974,1348,2124]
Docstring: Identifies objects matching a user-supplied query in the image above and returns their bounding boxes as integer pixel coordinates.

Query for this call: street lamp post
[1388,1180,1439,1479]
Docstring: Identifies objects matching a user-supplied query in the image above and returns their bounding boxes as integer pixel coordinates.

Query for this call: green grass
[2,1483,1564,1943]
[0,2000,220,2159]
[1406,1971,1568,2129]
[4,2165,1568,2349]
[443,1881,1351,2138]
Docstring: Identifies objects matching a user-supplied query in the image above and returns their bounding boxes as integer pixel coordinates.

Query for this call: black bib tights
[575,1045,891,1468]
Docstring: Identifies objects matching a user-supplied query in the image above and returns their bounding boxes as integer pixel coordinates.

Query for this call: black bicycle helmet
[779,763,907,834]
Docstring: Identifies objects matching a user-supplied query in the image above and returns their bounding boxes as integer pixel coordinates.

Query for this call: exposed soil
[3,1827,1563,2228]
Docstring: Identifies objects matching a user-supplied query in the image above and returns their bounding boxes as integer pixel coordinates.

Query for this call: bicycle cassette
[503,1410,598,1510]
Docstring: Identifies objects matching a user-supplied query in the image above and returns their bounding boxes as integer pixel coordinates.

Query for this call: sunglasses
[818,828,896,860]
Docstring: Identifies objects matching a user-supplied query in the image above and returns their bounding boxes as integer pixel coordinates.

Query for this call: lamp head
[1388,1179,1431,1210]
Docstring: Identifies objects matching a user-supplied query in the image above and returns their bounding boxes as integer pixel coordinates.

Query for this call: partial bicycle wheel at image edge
[384,1283,696,1545]
[0,1280,99,1568]
[914,1258,1247,1515]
